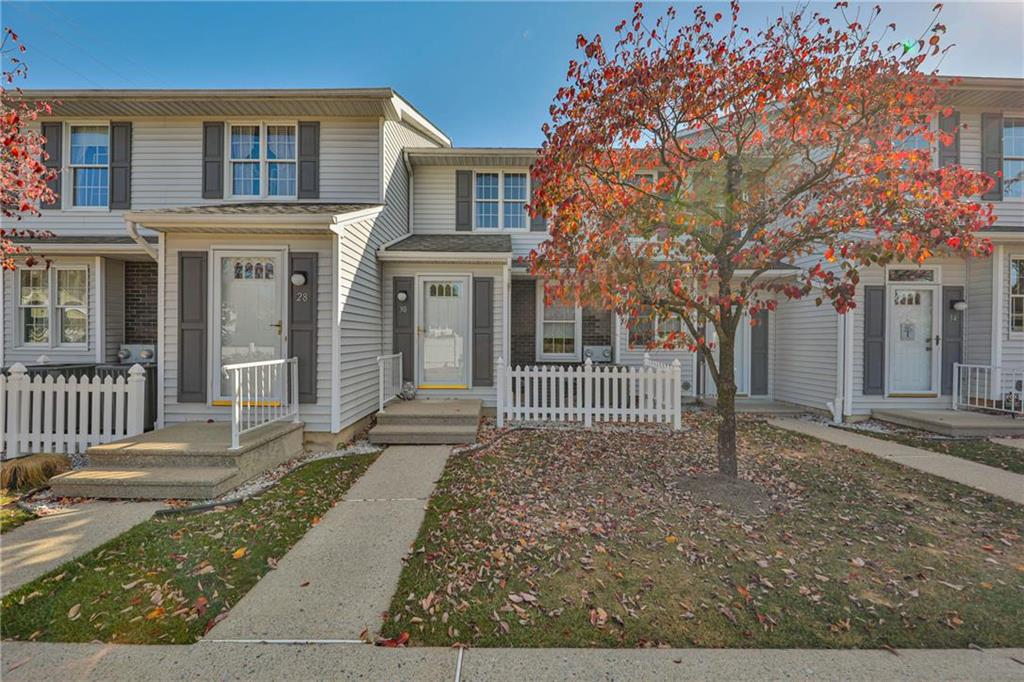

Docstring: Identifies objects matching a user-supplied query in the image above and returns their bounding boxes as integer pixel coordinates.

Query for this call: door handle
[934,335,941,347]
[270,321,282,336]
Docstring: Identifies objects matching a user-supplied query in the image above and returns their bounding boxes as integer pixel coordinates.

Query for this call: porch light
[952,300,968,312]
[290,272,307,287]
[397,291,408,302]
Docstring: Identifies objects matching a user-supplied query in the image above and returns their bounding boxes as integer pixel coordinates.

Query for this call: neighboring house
[1,76,1021,443]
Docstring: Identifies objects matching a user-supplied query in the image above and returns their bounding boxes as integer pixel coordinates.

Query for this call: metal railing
[224,357,300,450]
[378,353,403,412]
[952,363,1024,416]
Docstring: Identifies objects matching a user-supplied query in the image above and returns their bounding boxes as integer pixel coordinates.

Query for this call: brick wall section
[124,261,158,343]
[510,278,612,366]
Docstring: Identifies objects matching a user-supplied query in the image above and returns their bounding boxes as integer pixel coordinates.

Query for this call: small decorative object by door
[900,321,916,341]
[399,381,417,401]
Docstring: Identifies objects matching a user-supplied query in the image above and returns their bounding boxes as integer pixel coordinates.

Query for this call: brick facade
[509,278,612,366]
[124,261,158,344]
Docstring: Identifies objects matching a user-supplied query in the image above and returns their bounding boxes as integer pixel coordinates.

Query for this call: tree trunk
[715,329,739,478]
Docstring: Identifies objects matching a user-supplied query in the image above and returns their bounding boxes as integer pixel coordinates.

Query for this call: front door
[418,276,470,389]
[212,250,286,401]
[704,316,751,396]
[888,286,938,395]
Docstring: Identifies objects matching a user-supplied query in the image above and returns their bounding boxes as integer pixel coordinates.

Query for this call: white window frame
[1004,116,1024,202]
[226,121,298,200]
[16,265,89,348]
[535,282,582,362]
[627,313,684,351]
[65,122,110,211]
[473,170,530,230]
[1009,255,1024,334]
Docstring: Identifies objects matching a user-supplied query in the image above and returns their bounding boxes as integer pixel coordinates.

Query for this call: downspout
[126,221,158,261]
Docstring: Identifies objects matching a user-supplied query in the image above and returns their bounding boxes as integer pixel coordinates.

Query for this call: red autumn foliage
[528,2,995,475]
[1,27,55,269]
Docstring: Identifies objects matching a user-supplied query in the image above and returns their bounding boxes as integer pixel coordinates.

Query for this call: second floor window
[1005,118,1024,199]
[230,123,297,198]
[475,171,528,229]
[70,125,109,207]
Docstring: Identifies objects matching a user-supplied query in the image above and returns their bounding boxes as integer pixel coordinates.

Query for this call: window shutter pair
[202,121,319,199]
[454,169,547,231]
[39,121,130,209]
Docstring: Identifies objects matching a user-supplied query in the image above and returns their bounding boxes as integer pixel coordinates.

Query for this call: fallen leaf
[376,632,410,647]
[232,547,247,560]
[145,607,165,621]
[67,604,81,621]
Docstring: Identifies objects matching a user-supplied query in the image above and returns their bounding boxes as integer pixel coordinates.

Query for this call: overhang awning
[379,233,513,263]
[406,147,537,168]
[125,203,383,233]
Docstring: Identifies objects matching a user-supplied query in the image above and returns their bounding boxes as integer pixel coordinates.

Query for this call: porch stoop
[368,399,482,445]
[49,421,304,500]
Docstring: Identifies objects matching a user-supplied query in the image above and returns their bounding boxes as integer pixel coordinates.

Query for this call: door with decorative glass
[212,250,286,402]
[888,286,938,395]
[418,277,470,388]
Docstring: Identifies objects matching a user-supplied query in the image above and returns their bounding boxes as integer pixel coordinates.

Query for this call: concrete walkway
[1,500,165,596]
[207,445,451,641]
[2,641,1022,681]
[770,418,1024,504]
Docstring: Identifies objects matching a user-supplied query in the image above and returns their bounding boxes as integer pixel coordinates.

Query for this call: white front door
[212,250,287,401]
[888,286,938,395]
[418,276,470,388]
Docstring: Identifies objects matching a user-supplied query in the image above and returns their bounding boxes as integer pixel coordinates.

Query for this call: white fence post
[583,358,593,427]
[671,358,682,430]
[496,357,506,428]
[125,364,146,437]
[5,363,26,458]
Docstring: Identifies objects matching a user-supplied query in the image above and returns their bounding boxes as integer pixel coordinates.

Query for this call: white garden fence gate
[1,363,147,458]
[496,358,682,429]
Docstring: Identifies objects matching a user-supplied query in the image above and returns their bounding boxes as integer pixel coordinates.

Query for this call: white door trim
[415,274,472,389]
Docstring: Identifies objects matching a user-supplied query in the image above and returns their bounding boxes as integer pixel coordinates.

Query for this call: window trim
[1009,255,1024,335]
[225,120,299,200]
[535,281,582,362]
[16,265,89,348]
[472,169,530,231]
[64,122,110,212]
[1004,116,1024,202]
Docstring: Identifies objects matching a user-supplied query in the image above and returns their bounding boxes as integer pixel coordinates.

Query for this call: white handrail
[953,363,1023,416]
[226,357,300,450]
[378,353,403,412]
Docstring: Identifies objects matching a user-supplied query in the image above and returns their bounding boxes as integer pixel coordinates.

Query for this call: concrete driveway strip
[769,418,1024,504]
[209,445,451,641]
[1,500,165,595]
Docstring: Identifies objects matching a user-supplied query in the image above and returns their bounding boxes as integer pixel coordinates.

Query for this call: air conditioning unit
[583,345,612,363]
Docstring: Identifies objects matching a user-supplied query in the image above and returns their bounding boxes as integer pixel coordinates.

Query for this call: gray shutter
[472,277,494,386]
[941,286,964,395]
[392,277,414,382]
[750,310,769,395]
[981,113,1003,201]
[289,253,318,403]
[178,252,208,403]
[937,110,960,167]
[863,285,886,396]
[529,169,546,232]
[297,121,320,199]
[455,170,472,231]
[109,122,132,209]
[202,122,224,199]
[41,121,62,208]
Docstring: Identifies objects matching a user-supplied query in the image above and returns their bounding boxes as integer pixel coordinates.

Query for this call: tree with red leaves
[1,27,55,270]
[529,2,995,477]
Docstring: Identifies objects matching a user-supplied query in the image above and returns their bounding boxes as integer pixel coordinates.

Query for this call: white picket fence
[1,363,147,458]
[224,357,300,450]
[377,352,403,412]
[496,357,682,429]
[952,363,1024,416]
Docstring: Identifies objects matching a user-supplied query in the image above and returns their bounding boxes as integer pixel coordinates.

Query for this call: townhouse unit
[2,76,1022,448]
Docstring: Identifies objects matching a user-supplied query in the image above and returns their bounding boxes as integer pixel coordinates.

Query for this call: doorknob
[934,335,941,346]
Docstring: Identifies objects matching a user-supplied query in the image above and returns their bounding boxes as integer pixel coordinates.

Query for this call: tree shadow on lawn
[383,416,1024,649]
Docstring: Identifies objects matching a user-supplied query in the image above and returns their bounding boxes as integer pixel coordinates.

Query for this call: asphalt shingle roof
[384,234,512,253]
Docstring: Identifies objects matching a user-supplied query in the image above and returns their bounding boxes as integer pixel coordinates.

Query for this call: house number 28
[294,291,309,303]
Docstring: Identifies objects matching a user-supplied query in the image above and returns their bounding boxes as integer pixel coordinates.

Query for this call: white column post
[125,364,146,437]
[5,363,26,458]
[951,363,960,410]
[496,357,506,428]
[290,358,300,423]
[378,356,385,413]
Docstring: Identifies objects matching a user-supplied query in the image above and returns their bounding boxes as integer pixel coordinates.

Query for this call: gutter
[126,220,158,261]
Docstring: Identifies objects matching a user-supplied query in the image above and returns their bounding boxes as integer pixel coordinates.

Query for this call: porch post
[125,364,146,436]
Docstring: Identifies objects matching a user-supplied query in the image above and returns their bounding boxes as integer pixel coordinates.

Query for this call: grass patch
[383,418,1024,648]
[843,426,1024,475]
[0,491,35,533]
[1,452,378,643]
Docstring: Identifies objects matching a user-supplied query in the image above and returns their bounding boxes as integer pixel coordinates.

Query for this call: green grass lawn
[842,425,1024,475]
[382,418,1024,648]
[1,452,378,644]
[0,491,35,534]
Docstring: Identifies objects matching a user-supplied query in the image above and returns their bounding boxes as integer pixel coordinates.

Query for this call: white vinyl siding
[772,294,839,412]
[964,255,993,366]
[103,259,125,363]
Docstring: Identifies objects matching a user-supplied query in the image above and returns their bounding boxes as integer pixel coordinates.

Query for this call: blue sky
[6,1,1022,147]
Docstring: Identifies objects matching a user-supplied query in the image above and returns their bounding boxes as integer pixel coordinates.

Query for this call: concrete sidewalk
[207,445,451,641]
[769,418,1024,504]
[2,641,1023,681]
[1,500,165,595]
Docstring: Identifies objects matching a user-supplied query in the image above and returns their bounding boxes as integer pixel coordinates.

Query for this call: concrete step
[872,409,1024,437]
[368,424,479,445]
[88,450,243,469]
[50,466,241,500]
[375,412,480,428]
